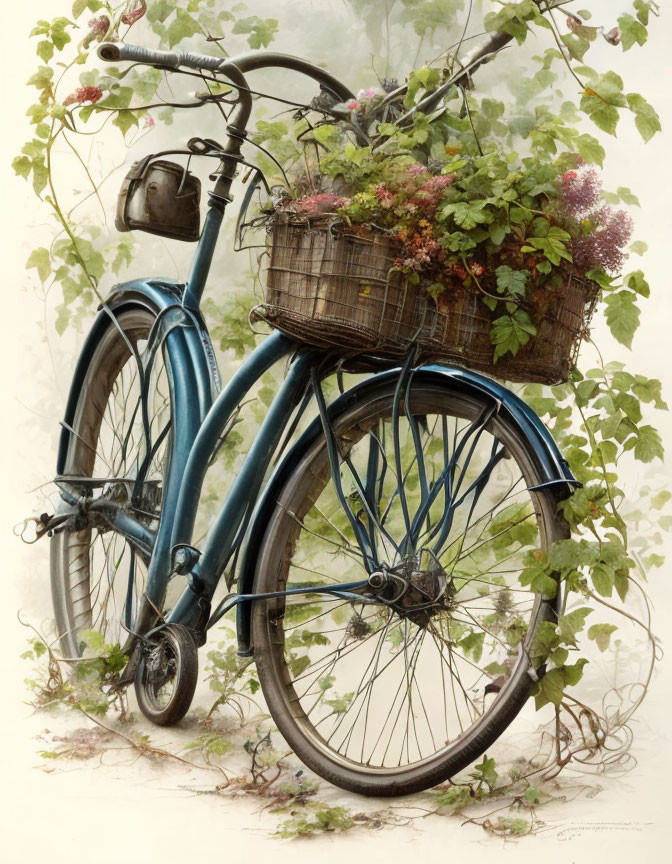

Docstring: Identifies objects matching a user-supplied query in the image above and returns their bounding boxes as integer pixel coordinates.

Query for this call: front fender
[56,278,219,475]
[234,364,579,656]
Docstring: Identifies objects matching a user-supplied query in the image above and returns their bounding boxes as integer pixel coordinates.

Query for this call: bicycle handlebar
[97,42,355,102]
[98,41,226,71]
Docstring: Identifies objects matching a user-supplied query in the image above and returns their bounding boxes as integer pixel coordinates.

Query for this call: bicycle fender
[234,364,579,656]
[56,278,219,475]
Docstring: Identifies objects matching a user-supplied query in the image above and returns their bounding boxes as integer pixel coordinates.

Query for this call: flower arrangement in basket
[255,74,636,385]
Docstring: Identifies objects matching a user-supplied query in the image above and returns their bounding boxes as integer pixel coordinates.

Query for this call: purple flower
[571,206,634,273]
[560,166,601,218]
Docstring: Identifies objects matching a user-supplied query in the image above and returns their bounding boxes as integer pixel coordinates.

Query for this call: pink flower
[374,183,394,202]
[423,175,454,192]
[604,27,621,45]
[365,88,376,98]
[290,192,349,214]
[348,100,360,111]
[408,164,428,176]
[88,16,110,37]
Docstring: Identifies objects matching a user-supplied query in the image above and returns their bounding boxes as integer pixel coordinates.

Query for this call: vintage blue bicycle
[47,40,578,796]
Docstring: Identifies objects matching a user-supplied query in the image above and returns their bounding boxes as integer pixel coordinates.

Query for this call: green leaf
[54,303,70,335]
[580,72,626,136]
[633,425,664,463]
[624,270,649,297]
[574,133,605,166]
[519,552,558,598]
[603,291,640,348]
[549,538,599,569]
[525,786,542,804]
[26,247,51,283]
[481,98,505,119]
[591,563,615,597]
[36,40,54,63]
[495,265,529,298]
[626,92,661,142]
[112,110,138,137]
[617,14,648,51]
[232,15,278,49]
[491,309,537,361]
[634,1,651,25]
[561,33,591,61]
[471,755,498,789]
[629,240,648,256]
[459,631,485,663]
[563,658,588,686]
[558,607,593,645]
[167,10,201,48]
[27,66,54,90]
[442,200,489,230]
[651,490,672,509]
[525,225,572,265]
[617,186,640,207]
[587,623,618,652]
[72,0,102,18]
[536,667,564,706]
[12,155,32,179]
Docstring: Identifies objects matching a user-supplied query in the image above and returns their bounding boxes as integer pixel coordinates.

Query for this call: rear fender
[56,278,219,475]
[234,364,578,655]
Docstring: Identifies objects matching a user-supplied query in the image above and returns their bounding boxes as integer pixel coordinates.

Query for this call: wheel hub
[145,643,176,686]
[368,552,454,626]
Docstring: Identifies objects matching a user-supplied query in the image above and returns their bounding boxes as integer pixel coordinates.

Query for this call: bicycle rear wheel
[252,376,567,796]
[50,306,175,658]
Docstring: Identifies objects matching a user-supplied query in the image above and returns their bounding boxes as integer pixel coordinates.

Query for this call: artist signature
[555,820,653,841]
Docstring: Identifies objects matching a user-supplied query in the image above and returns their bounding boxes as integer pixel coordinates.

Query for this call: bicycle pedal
[14,512,74,544]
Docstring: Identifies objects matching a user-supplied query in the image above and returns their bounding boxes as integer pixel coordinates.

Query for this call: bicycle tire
[134,623,199,726]
[51,306,176,659]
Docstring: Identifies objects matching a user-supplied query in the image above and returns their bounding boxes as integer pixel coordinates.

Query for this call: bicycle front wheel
[252,376,567,796]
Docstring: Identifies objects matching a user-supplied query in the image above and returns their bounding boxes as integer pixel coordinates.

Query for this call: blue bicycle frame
[56,42,579,658]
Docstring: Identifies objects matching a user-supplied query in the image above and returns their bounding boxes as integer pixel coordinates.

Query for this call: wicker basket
[257,214,599,385]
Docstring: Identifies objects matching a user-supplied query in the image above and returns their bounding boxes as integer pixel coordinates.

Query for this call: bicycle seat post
[182,61,253,310]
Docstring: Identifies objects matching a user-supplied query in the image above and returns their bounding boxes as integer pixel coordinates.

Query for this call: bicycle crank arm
[206,579,374,629]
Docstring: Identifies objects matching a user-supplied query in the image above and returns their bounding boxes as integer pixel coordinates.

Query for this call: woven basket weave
[257,214,599,385]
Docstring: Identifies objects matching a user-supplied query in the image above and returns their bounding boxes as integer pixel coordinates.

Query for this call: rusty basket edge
[257,214,599,385]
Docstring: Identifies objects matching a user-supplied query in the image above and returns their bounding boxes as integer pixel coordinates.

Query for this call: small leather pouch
[116,158,201,241]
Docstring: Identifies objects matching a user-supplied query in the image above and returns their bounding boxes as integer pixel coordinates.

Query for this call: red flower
[563,170,577,182]
[121,0,147,26]
[63,86,104,106]
[470,263,484,277]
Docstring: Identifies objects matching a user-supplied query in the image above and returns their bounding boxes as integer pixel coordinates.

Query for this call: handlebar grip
[97,42,225,72]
